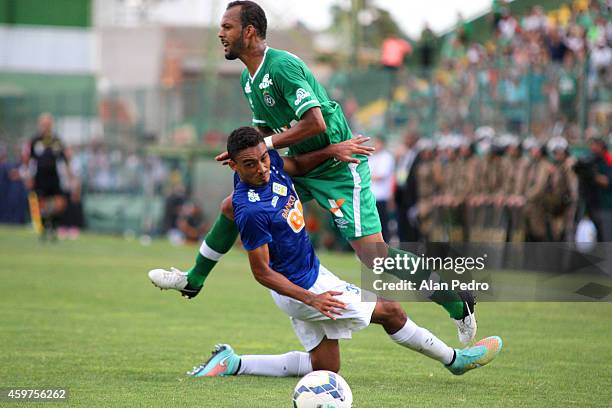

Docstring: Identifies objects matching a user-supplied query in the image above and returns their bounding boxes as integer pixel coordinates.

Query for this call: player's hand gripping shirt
[232,150,320,289]
[240,47,353,176]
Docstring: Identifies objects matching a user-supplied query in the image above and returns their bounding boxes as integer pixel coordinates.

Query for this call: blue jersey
[232,150,320,289]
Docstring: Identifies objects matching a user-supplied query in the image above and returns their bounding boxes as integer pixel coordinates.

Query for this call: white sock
[238,351,313,377]
[389,318,455,365]
[199,240,223,261]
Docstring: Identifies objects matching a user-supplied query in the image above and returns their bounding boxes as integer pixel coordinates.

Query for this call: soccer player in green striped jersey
[148,0,477,344]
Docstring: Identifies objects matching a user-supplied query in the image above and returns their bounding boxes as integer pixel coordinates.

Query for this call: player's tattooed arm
[247,245,347,320]
[282,136,374,176]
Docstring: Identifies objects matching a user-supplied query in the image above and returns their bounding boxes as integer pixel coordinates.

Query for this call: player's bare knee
[356,252,375,269]
[384,301,406,321]
[351,235,388,269]
[311,356,340,373]
[220,195,234,220]
[372,299,406,329]
[310,338,340,373]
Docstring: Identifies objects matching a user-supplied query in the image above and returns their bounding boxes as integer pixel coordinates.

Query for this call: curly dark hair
[227,126,264,160]
[227,1,267,39]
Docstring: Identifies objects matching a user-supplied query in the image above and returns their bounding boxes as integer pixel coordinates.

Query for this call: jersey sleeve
[234,205,273,251]
[271,59,321,119]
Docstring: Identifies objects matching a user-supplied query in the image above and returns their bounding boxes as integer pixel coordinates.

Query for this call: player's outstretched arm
[247,245,347,320]
[215,108,326,165]
[282,136,374,177]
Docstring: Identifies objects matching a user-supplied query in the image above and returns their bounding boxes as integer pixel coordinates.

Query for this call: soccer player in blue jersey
[186,127,502,378]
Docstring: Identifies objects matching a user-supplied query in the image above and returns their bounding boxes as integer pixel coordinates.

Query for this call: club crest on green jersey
[263,91,276,107]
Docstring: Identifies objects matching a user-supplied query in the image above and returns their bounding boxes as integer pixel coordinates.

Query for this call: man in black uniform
[26,113,73,239]
[394,131,420,242]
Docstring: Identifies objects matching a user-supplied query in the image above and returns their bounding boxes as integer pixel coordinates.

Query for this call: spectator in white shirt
[368,137,396,242]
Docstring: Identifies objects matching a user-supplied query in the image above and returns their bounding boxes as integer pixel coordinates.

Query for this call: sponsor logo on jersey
[244,81,252,94]
[263,92,275,107]
[282,195,305,233]
[334,218,349,229]
[259,73,273,89]
[248,189,260,203]
[271,195,279,207]
[327,198,346,218]
[294,88,311,106]
[272,182,288,196]
[282,195,297,219]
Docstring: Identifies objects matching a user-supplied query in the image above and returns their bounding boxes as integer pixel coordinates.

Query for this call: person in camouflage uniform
[546,137,578,241]
[479,138,507,241]
[451,137,479,241]
[501,134,528,242]
[415,139,441,241]
[466,136,490,241]
[523,140,555,241]
[434,137,461,241]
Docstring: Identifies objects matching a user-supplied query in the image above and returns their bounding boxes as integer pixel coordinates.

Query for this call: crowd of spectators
[1,1,610,247]
[409,0,611,140]
[334,0,611,144]
[375,129,612,245]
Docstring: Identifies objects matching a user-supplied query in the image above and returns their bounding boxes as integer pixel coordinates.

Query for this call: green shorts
[292,157,381,240]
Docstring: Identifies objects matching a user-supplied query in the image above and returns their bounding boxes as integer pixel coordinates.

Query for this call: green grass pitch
[1,225,611,407]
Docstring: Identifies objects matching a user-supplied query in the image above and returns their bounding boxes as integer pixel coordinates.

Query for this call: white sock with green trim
[238,351,313,377]
[389,318,454,365]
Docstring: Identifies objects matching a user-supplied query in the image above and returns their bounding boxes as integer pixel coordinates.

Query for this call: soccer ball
[292,370,352,408]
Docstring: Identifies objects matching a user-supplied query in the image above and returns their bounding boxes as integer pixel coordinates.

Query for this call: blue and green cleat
[187,344,241,377]
[447,336,503,375]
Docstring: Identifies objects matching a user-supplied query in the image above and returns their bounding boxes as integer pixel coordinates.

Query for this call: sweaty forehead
[221,6,242,26]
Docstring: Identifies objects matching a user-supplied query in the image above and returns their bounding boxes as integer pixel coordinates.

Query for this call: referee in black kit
[25,113,74,240]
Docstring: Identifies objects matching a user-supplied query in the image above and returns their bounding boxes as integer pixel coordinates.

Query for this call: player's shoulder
[233,174,265,202]
[268,149,284,167]
[240,69,250,84]
[268,48,305,70]
[232,184,268,218]
[239,69,252,94]
[268,47,302,61]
